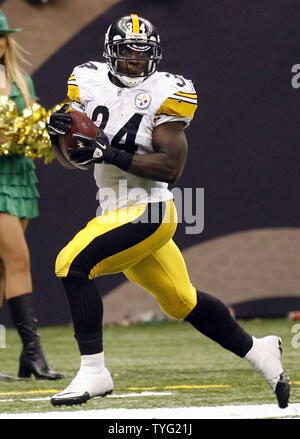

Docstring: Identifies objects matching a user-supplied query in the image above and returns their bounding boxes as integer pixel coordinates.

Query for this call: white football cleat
[51,352,114,407]
[245,335,290,408]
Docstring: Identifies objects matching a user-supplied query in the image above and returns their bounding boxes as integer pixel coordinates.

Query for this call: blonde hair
[3,34,33,107]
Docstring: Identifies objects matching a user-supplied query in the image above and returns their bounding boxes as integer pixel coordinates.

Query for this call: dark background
[2,0,300,326]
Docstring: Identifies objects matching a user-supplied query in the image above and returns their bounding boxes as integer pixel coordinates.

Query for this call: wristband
[104,146,133,171]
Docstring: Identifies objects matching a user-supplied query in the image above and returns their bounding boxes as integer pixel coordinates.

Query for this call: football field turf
[0,318,299,418]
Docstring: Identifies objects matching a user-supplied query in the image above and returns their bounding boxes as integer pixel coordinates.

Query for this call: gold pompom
[0,98,69,164]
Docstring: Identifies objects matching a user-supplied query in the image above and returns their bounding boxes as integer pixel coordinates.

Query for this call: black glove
[69,130,110,165]
[46,103,72,136]
[46,103,78,169]
[69,130,133,171]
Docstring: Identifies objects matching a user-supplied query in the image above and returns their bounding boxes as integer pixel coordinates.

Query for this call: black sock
[61,278,103,355]
[185,291,253,357]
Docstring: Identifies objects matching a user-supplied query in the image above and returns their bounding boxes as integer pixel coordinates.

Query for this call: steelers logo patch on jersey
[135,93,151,110]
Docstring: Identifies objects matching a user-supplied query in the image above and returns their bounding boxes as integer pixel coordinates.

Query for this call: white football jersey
[67,62,197,213]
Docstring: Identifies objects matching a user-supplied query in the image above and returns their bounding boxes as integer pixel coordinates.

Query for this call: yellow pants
[55,200,197,319]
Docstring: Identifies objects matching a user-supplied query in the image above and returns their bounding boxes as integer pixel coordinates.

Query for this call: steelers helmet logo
[135,93,151,110]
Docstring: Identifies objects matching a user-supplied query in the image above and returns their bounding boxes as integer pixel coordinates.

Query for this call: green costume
[0,73,39,219]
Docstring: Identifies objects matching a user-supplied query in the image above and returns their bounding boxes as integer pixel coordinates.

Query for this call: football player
[46,14,290,408]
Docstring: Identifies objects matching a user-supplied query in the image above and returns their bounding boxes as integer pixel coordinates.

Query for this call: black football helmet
[103,14,162,87]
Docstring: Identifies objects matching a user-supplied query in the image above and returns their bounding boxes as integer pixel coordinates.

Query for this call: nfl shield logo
[135,93,151,110]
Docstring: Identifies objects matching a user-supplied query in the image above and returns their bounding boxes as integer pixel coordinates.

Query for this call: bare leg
[0,219,29,306]
[0,259,5,307]
[20,218,29,233]
[0,213,63,380]
[0,213,32,300]
[0,213,30,380]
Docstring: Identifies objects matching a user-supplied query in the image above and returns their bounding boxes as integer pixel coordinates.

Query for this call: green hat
[0,10,21,33]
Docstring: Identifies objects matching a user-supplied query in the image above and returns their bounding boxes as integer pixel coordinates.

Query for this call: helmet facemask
[104,23,162,87]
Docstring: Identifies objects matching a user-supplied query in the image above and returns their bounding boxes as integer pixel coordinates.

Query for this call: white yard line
[0,402,299,419]
[0,391,173,403]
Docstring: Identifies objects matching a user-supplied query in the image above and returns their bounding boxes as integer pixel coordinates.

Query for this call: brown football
[58,110,99,170]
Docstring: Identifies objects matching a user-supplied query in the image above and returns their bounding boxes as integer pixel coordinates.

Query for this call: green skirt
[0,155,39,219]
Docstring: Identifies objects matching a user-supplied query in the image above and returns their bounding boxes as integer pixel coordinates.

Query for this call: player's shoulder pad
[67,62,105,105]
[69,61,104,82]
[74,61,103,73]
[156,71,198,120]
[162,72,196,94]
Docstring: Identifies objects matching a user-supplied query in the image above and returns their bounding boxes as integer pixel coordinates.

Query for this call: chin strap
[115,73,146,88]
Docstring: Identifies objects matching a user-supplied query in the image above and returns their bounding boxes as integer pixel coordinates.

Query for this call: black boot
[8,293,64,380]
[18,340,64,380]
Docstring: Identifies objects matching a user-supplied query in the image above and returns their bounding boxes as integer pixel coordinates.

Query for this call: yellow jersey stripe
[68,75,76,81]
[175,91,197,99]
[157,97,197,119]
[131,14,140,33]
[67,84,81,104]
